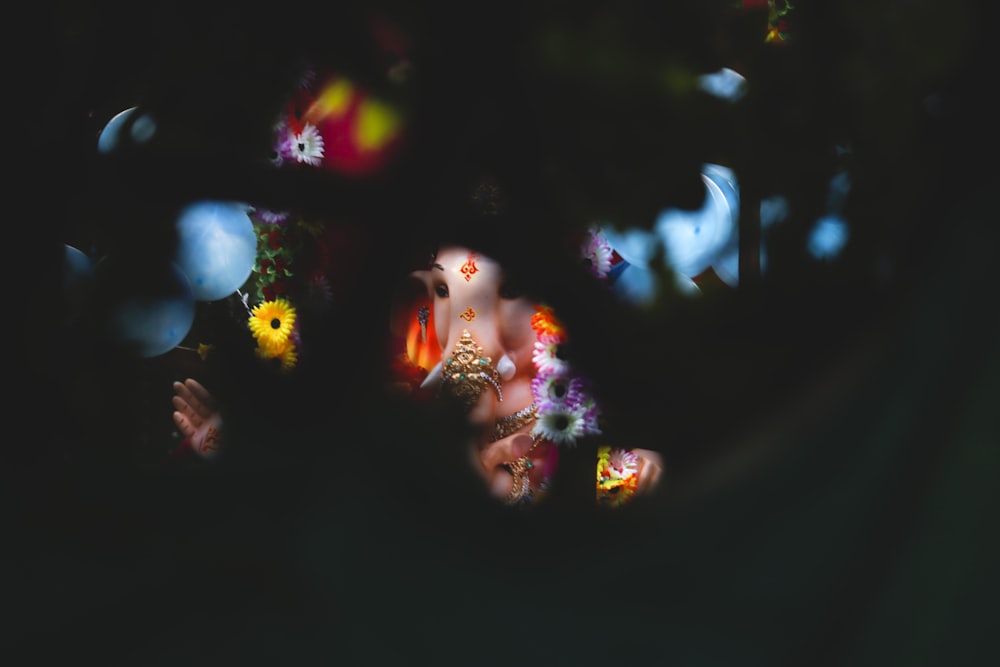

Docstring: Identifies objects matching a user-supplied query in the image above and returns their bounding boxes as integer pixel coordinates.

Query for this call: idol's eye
[434,283,449,298]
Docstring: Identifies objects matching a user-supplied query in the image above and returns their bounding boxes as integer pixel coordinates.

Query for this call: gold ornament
[441,330,503,408]
[493,403,538,441]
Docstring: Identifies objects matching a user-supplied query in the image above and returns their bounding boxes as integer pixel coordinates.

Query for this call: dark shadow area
[15,0,1000,665]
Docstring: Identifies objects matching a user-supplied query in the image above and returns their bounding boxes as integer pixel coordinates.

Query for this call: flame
[405,305,441,371]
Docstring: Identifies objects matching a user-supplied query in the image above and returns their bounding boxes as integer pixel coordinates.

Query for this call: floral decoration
[577,224,658,508]
[534,403,588,446]
[531,335,571,378]
[596,445,640,508]
[530,306,565,339]
[248,298,296,350]
[765,0,794,44]
[581,225,613,279]
[287,122,326,166]
[528,305,602,448]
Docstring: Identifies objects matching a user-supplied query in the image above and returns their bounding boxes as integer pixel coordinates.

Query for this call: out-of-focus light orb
[701,163,740,226]
[760,194,790,228]
[130,112,157,144]
[64,244,94,292]
[611,262,660,307]
[97,107,137,154]
[599,226,660,307]
[826,170,851,214]
[807,215,849,261]
[698,67,747,102]
[303,75,405,177]
[64,244,95,322]
[601,226,659,269]
[96,107,155,154]
[656,170,736,280]
[174,200,256,301]
[96,257,195,358]
[712,192,786,287]
[672,272,702,297]
[712,242,768,288]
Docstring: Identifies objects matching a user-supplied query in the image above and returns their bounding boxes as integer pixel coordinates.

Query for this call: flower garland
[580,226,614,280]
[238,211,332,374]
[528,306,602,447]
[237,206,364,374]
[579,224,659,508]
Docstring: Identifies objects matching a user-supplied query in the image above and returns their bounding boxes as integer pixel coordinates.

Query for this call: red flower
[262,282,290,301]
[267,230,283,251]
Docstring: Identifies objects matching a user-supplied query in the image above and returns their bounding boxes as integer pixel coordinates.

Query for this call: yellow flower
[248,298,297,354]
[596,445,639,508]
[197,343,215,361]
[597,445,611,482]
[277,342,298,371]
[254,337,298,372]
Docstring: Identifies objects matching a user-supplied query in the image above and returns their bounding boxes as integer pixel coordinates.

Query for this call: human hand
[632,447,664,494]
[477,432,550,505]
[172,378,223,460]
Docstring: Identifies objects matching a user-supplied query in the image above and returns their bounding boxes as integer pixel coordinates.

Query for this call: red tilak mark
[460,254,479,282]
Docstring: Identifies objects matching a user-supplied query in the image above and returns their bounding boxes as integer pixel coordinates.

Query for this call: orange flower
[530,305,565,340]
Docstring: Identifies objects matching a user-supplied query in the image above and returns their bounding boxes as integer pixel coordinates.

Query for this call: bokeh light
[96,106,156,154]
[600,226,660,306]
[301,74,406,177]
[130,111,157,144]
[612,262,663,306]
[63,244,95,323]
[807,215,849,261]
[698,67,747,102]
[655,168,736,280]
[173,200,257,302]
[94,256,196,358]
[760,194,790,228]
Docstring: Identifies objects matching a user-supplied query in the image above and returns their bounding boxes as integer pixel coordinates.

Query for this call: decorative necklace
[493,402,538,441]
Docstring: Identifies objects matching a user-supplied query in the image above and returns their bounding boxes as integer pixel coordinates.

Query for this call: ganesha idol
[389,240,663,508]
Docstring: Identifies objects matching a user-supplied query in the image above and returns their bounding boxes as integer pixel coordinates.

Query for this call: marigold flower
[530,305,565,340]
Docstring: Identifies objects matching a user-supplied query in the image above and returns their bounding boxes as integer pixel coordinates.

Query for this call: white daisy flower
[532,403,587,447]
[607,448,639,479]
[580,397,603,436]
[581,225,613,279]
[255,208,291,225]
[291,122,325,166]
[270,120,293,166]
[531,374,585,411]
[532,339,570,377]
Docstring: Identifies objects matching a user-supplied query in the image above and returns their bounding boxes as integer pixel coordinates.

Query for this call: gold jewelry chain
[493,403,538,441]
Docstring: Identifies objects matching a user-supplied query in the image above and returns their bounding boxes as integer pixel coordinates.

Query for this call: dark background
[14,1,1000,664]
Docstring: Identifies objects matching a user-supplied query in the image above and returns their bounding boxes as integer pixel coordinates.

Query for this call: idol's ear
[409,268,434,298]
[389,273,432,338]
